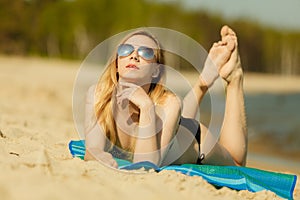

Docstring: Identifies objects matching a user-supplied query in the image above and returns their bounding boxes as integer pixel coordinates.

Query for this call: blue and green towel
[69,140,297,199]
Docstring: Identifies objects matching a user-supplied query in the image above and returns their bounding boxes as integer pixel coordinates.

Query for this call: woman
[84,26,247,168]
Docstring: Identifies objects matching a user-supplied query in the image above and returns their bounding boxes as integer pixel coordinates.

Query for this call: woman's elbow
[84,149,95,161]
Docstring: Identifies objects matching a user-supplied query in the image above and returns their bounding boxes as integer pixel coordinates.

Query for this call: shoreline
[247,152,300,174]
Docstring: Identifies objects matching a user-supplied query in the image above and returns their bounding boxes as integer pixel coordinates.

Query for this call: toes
[218,41,226,45]
[221,34,237,51]
[221,25,229,37]
[229,35,238,48]
[227,27,236,36]
[221,25,236,37]
[228,28,236,36]
[213,41,226,48]
[226,37,235,51]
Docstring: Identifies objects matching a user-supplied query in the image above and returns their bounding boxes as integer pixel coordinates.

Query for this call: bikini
[178,116,205,164]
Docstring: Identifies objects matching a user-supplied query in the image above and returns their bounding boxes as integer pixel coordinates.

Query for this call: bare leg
[182,36,234,119]
[179,26,247,166]
[218,26,248,166]
[170,26,237,165]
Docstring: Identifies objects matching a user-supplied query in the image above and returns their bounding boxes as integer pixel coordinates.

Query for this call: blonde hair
[94,30,169,154]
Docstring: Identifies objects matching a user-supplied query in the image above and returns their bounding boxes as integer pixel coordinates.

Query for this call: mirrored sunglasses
[117,44,155,60]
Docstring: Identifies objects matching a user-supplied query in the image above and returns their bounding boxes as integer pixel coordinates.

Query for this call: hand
[97,151,118,168]
[116,82,153,109]
[85,149,118,168]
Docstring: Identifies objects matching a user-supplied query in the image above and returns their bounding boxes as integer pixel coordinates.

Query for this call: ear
[152,64,160,78]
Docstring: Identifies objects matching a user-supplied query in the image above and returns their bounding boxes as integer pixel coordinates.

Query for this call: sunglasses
[117,44,156,61]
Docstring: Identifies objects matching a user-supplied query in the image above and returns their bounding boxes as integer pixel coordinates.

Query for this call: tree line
[1,0,299,74]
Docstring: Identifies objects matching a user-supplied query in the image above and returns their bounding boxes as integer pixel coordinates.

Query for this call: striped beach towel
[69,140,297,199]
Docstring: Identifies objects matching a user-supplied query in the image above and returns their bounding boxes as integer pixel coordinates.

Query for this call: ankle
[227,68,244,87]
[198,76,210,91]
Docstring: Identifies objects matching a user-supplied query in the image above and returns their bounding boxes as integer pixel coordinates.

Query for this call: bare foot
[201,35,235,87]
[219,25,243,84]
[210,39,234,69]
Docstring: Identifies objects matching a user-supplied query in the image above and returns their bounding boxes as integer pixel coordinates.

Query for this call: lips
[125,64,139,69]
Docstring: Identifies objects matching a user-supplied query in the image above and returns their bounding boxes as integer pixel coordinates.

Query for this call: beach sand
[0,56,299,199]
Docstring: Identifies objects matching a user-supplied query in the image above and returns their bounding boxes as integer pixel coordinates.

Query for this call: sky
[158,0,300,31]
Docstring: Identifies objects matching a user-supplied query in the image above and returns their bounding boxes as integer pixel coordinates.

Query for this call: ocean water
[245,93,300,152]
[199,92,300,154]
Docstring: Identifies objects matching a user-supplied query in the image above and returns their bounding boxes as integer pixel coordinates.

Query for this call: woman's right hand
[85,149,118,168]
[97,152,119,168]
[116,81,153,110]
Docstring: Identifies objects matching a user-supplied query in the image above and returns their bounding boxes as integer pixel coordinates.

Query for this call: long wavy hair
[94,30,169,153]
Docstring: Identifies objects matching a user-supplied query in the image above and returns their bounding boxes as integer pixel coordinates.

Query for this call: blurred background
[1,0,299,171]
[1,0,300,74]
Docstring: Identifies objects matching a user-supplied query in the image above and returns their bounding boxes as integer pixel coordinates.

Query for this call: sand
[0,55,299,200]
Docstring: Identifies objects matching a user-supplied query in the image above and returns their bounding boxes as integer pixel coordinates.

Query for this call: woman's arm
[133,101,161,164]
[157,94,181,165]
[134,94,181,166]
[84,123,118,168]
[84,85,118,168]
[134,93,182,166]
[116,82,161,165]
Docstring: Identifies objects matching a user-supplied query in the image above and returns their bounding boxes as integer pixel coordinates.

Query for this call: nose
[130,50,140,62]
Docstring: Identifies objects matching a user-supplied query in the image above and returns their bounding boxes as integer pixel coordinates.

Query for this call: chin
[120,75,152,85]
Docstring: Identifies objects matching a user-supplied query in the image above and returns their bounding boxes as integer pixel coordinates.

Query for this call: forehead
[124,35,158,49]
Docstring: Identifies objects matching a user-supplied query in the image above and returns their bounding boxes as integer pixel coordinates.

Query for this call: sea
[199,92,300,171]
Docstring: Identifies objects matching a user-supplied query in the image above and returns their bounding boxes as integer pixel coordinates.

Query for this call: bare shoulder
[86,84,97,103]
[158,91,181,116]
[164,92,181,108]
[87,84,97,96]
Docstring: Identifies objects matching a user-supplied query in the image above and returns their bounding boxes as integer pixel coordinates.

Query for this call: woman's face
[117,34,159,85]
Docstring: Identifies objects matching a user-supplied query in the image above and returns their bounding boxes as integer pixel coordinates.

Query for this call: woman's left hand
[116,82,153,109]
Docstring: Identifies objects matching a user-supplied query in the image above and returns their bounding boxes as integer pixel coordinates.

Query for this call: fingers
[99,152,119,169]
[117,82,138,96]
[116,80,152,108]
[104,158,118,169]
[117,82,139,100]
[116,87,136,104]
[110,159,118,169]
[116,87,136,97]
[118,81,139,88]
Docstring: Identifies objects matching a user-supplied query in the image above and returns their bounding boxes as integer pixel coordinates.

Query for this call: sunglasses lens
[138,46,155,60]
[117,44,134,57]
[118,44,155,60]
